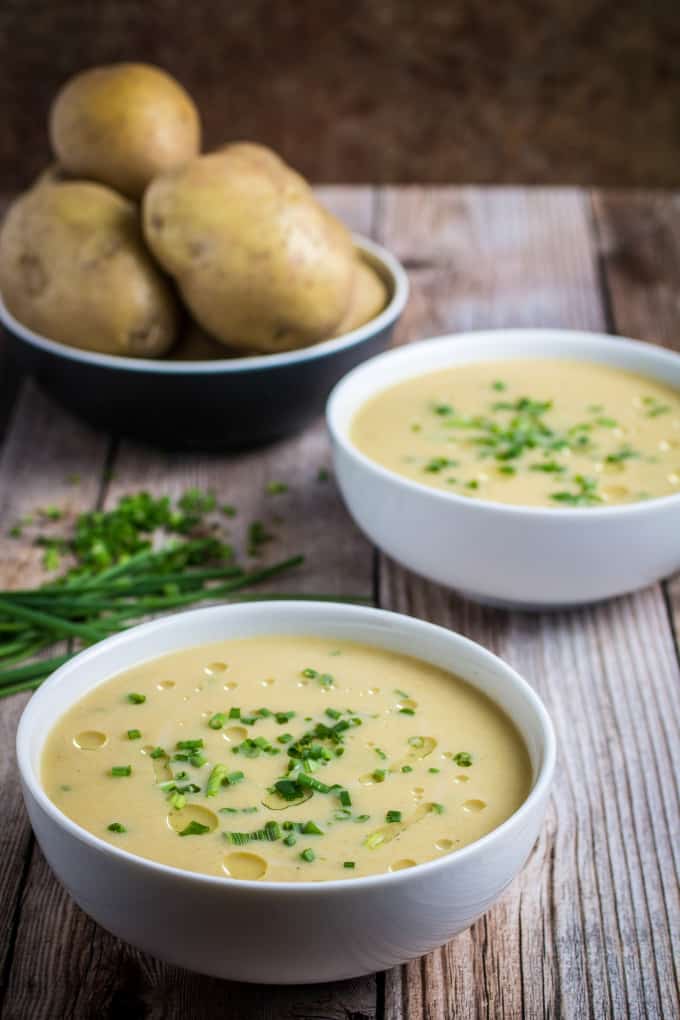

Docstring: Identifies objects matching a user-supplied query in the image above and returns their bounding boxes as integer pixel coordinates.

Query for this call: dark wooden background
[1,0,679,190]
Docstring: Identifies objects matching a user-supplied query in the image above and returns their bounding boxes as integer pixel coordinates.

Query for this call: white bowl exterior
[328,330,680,607]
[17,601,554,983]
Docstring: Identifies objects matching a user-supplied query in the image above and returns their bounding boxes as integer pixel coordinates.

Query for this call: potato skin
[332,257,388,336]
[50,63,200,199]
[0,181,177,357]
[143,143,355,353]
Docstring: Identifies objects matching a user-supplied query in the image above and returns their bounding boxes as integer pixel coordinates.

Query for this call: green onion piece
[355,814,370,823]
[374,748,387,760]
[318,673,335,687]
[430,803,445,814]
[301,668,318,678]
[127,729,141,740]
[283,833,297,847]
[176,738,204,750]
[189,751,206,767]
[365,832,385,849]
[301,820,324,835]
[277,733,293,744]
[300,848,315,863]
[179,821,210,836]
[228,707,241,719]
[240,715,257,725]
[275,710,296,724]
[428,767,440,774]
[111,765,131,777]
[226,770,245,785]
[386,810,402,823]
[325,707,342,720]
[257,707,272,717]
[339,789,352,808]
[453,752,472,767]
[107,822,126,833]
[170,792,186,810]
[127,693,146,704]
[149,746,165,759]
[209,713,227,730]
[206,763,229,797]
[401,765,413,773]
[371,769,386,783]
[399,707,415,716]
[343,861,356,869]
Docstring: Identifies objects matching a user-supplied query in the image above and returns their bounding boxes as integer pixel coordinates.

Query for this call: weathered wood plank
[1,189,378,1020]
[0,382,109,1003]
[377,188,680,1019]
[591,189,680,658]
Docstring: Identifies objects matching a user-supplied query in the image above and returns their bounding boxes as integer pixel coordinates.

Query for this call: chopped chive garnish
[206,763,229,797]
[266,481,288,495]
[277,733,293,744]
[365,832,385,849]
[374,748,387,760]
[301,820,324,835]
[240,715,257,725]
[257,707,272,717]
[228,707,241,719]
[127,693,146,704]
[176,738,204,750]
[300,848,315,862]
[107,822,126,833]
[209,713,227,730]
[301,668,318,678]
[110,765,131,777]
[339,789,352,807]
[318,673,335,687]
[492,380,507,391]
[343,861,356,869]
[355,814,370,823]
[386,810,402,823]
[428,767,440,774]
[325,707,342,720]
[179,821,210,836]
[399,707,415,716]
[149,746,165,759]
[430,803,445,814]
[127,729,141,740]
[453,752,473,767]
[275,710,296,724]
[371,769,386,783]
[170,792,186,810]
[283,833,297,846]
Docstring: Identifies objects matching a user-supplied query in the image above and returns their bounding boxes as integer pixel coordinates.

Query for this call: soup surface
[42,636,531,882]
[351,359,680,507]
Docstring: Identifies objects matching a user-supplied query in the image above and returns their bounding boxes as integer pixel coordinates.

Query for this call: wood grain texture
[591,189,680,655]
[0,189,378,1020]
[376,188,680,1019]
[0,382,109,1004]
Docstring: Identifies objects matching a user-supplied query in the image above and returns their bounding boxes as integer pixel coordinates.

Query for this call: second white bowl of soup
[17,600,554,983]
[327,329,680,608]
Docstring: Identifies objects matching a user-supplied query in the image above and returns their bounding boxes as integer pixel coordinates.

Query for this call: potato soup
[42,636,531,882]
[350,359,680,507]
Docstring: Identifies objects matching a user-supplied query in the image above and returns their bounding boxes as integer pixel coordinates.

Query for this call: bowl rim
[17,599,556,896]
[0,234,409,375]
[327,327,680,520]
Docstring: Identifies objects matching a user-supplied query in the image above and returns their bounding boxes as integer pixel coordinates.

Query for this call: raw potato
[143,143,356,353]
[0,181,178,357]
[50,63,200,199]
[333,257,388,336]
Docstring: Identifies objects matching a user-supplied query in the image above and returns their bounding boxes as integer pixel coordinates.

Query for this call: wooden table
[0,188,678,1020]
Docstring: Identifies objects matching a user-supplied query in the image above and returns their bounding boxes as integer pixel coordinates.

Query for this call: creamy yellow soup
[42,636,531,882]
[351,359,680,507]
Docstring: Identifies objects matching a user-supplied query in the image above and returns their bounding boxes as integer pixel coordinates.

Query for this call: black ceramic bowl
[0,236,408,450]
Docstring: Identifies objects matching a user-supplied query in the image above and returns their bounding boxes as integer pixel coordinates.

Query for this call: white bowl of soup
[17,600,554,983]
[327,329,680,608]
